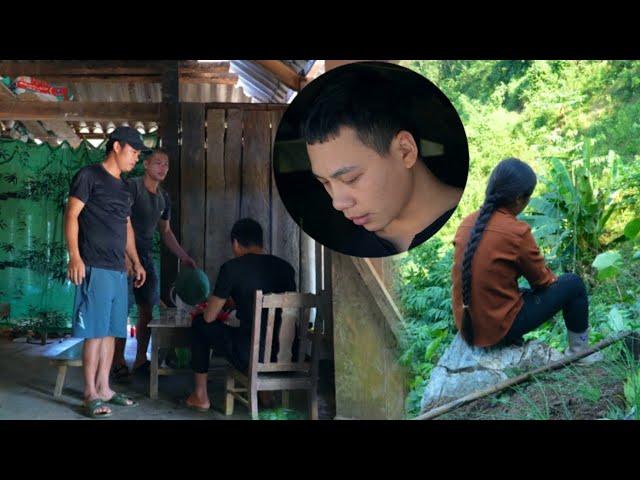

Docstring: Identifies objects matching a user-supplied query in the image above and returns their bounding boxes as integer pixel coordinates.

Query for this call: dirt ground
[0,335,336,420]
[438,359,630,420]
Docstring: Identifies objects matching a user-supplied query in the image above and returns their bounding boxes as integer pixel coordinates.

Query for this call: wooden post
[159,61,180,305]
[180,103,206,268]
[225,371,235,415]
[331,252,407,419]
[53,365,67,398]
[150,329,160,400]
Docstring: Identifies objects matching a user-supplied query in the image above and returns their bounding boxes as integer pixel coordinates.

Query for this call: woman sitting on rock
[451,157,601,362]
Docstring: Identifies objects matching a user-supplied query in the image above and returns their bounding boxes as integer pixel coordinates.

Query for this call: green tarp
[0,136,158,331]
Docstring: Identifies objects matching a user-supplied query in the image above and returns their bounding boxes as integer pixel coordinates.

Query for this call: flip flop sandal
[106,392,138,407]
[85,399,113,419]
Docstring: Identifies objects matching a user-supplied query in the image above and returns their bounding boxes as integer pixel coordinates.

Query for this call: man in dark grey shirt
[112,148,196,378]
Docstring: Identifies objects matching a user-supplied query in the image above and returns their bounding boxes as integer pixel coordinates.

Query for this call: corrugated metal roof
[180,83,251,103]
[230,60,316,103]
[69,79,251,103]
[0,60,317,144]
[66,60,318,104]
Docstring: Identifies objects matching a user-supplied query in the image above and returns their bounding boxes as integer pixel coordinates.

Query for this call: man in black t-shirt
[65,126,148,418]
[301,64,464,257]
[111,148,197,380]
[184,218,296,412]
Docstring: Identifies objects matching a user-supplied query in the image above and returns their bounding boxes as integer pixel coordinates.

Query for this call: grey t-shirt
[126,176,171,257]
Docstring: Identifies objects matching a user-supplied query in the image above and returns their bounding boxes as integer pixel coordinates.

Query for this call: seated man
[185,218,296,411]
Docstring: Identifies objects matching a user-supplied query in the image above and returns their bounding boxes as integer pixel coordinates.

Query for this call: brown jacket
[451,207,557,347]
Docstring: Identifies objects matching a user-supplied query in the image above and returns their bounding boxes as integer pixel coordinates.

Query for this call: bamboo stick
[415,330,633,420]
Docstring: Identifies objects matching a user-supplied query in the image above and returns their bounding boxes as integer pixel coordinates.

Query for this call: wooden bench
[47,308,232,400]
[49,340,84,398]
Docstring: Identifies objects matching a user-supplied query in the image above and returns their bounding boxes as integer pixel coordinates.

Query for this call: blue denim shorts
[72,266,128,339]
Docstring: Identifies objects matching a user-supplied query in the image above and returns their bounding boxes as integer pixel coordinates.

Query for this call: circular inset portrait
[273,61,469,258]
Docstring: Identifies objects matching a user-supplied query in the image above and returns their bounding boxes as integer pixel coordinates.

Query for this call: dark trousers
[190,314,250,374]
[503,273,590,345]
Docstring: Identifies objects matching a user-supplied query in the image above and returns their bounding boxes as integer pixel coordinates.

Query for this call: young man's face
[144,153,170,182]
[307,126,414,233]
[114,142,141,173]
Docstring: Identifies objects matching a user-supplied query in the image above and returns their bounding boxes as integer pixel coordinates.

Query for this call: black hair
[300,65,419,156]
[230,218,263,248]
[105,138,128,155]
[147,147,169,159]
[460,158,537,345]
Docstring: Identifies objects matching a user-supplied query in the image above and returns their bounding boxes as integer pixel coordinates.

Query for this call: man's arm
[64,197,86,285]
[157,219,196,268]
[126,217,147,288]
[202,295,228,323]
[124,253,134,277]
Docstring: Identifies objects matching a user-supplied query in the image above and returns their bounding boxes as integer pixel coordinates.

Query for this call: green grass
[257,408,306,420]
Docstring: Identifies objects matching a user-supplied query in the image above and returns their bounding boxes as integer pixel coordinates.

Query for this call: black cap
[109,126,152,153]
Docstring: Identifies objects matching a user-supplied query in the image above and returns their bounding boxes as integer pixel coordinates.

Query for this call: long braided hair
[460,158,537,345]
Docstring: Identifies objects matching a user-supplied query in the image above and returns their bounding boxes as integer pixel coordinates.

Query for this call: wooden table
[148,308,193,399]
[148,308,229,399]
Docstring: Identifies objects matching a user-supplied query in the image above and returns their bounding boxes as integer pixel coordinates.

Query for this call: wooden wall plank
[180,103,206,270]
[270,109,300,286]
[205,108,227,283]
[0,101,162,121]
[240,110,271,253]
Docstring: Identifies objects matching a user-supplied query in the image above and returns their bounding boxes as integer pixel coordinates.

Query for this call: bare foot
[98,389,136,407]
[84,396,112,416]
[97,388,118,403]
[185,392,210,410]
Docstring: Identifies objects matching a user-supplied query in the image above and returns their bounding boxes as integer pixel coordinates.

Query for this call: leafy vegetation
[397,61,640,418]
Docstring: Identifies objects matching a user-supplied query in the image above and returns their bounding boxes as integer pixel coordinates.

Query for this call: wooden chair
[224,290,327,420]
